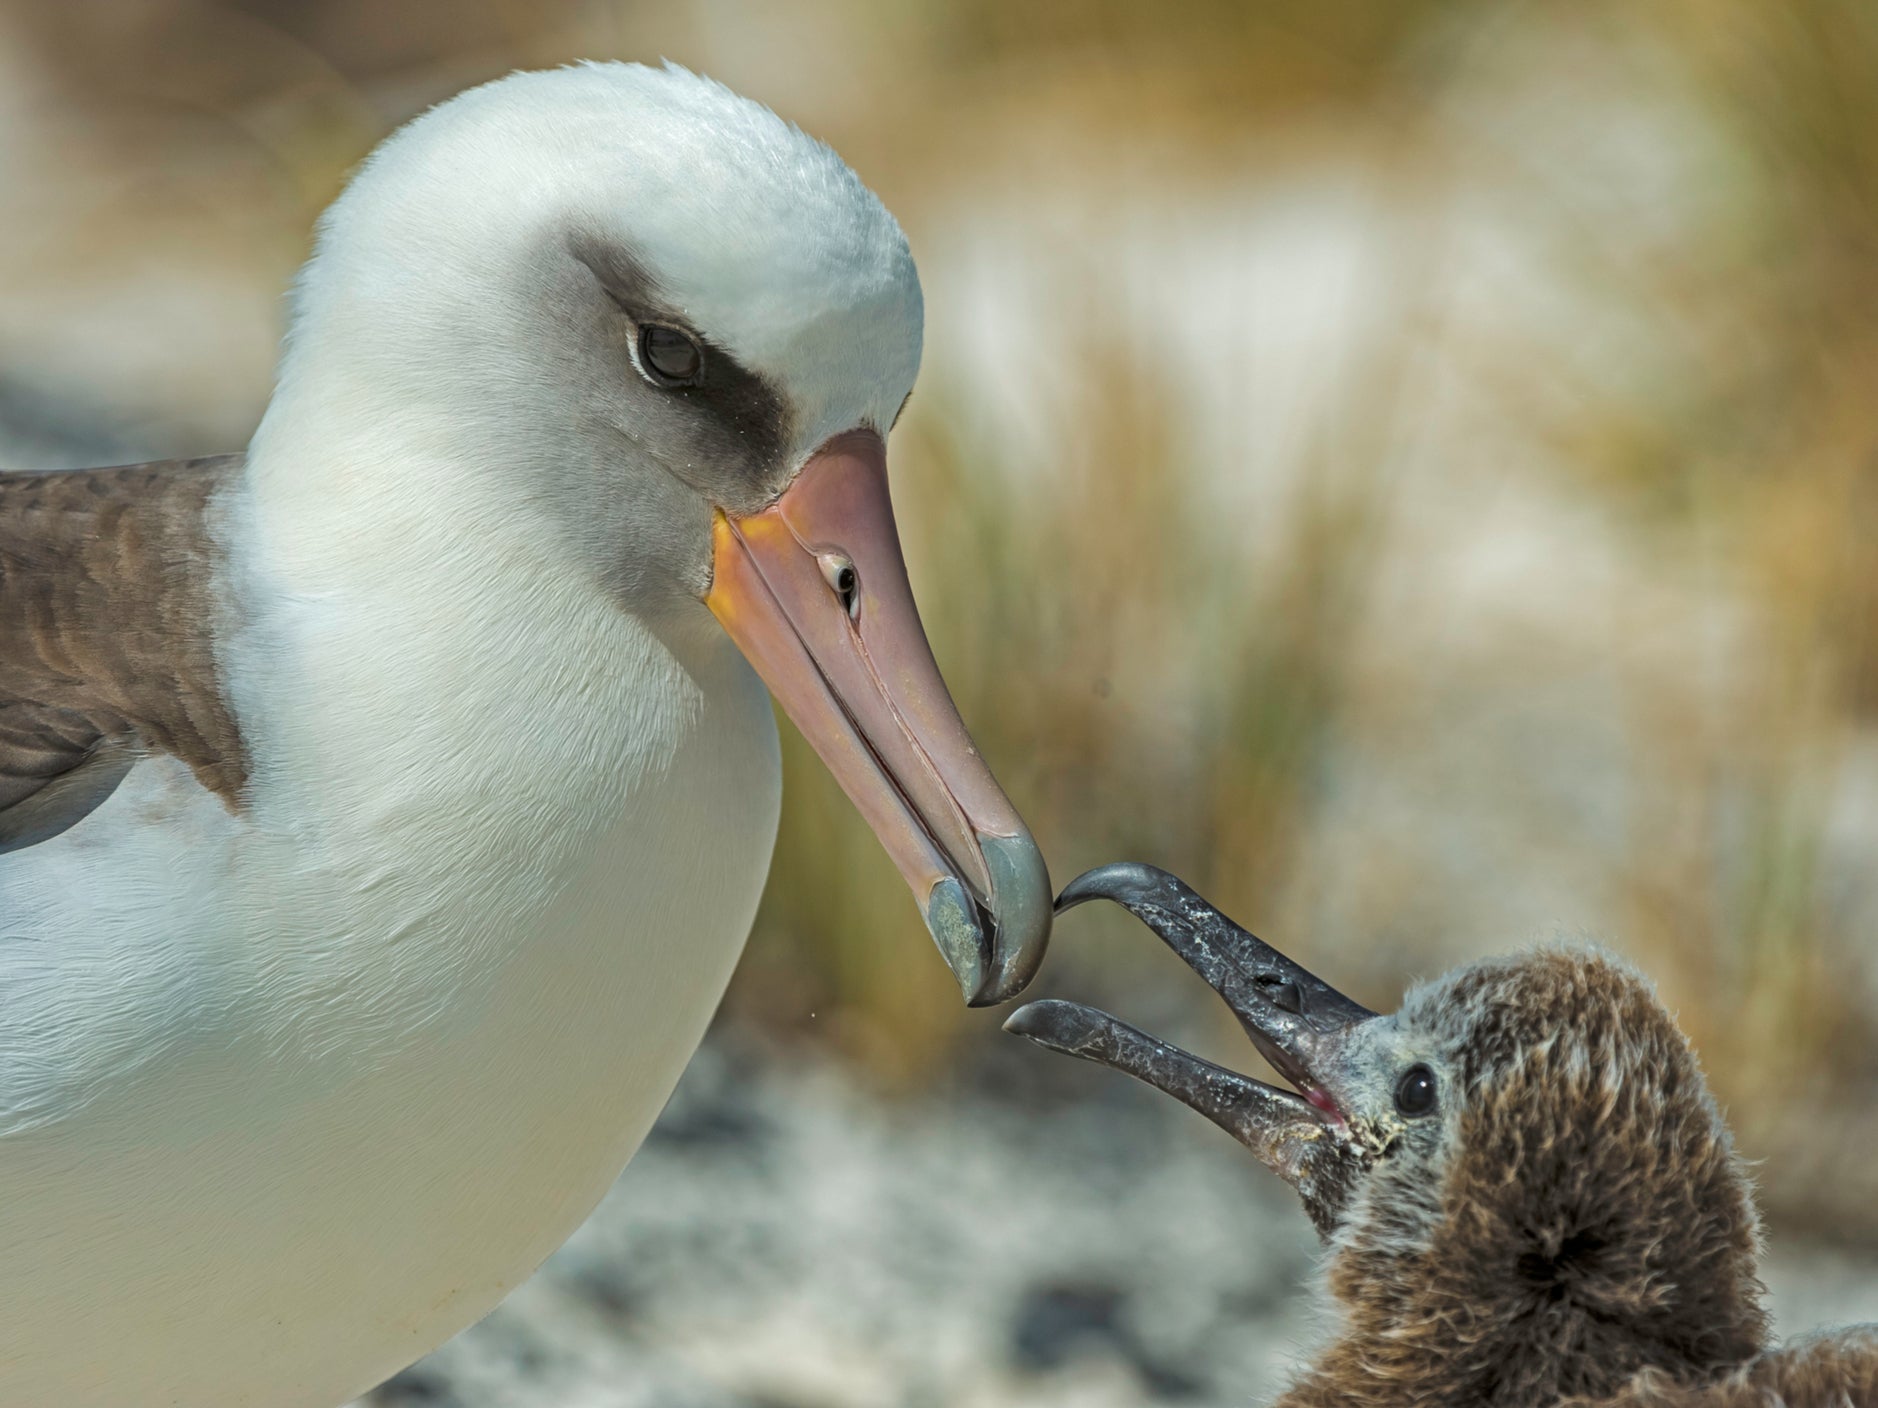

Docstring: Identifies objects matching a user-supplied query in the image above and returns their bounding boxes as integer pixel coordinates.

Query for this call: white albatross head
[252,61,1050,1003]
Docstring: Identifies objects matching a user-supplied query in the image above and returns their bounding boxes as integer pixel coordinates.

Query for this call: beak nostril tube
[816,551,861,620]
[1265,980,1303,1015]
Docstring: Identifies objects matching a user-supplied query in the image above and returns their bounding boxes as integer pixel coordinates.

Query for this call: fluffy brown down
[1270,951,1877,1407]
[1585,1331,1878,1407]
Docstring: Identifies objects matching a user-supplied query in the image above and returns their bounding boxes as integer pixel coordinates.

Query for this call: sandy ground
[354,1031,1878,1408]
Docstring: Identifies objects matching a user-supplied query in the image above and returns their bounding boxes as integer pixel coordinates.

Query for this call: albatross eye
[1395,1064,1438,1119]
[638,324,703,386]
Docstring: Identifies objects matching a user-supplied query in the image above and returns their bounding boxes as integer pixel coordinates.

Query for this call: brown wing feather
[0,455,249,852]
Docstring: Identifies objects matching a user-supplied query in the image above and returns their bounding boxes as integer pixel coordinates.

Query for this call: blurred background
[6,1,1878,1402]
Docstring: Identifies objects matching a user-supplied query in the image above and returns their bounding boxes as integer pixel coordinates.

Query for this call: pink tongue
[1305,1088,1342,1119]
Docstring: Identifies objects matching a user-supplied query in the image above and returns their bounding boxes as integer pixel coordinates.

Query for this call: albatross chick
[1008,862,1878,1407]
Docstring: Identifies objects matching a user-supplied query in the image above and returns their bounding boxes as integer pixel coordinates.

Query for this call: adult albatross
[0,63,1050,1407]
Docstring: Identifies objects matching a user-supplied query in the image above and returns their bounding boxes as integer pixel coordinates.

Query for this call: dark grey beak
[1053,863,1375,1107]
[1005,863,1377,1236]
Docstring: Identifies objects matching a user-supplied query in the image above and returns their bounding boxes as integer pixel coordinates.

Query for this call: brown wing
[0,456,249,853]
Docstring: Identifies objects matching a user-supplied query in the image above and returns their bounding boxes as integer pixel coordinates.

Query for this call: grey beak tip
[974,830,1053,1005]
[1001,997,1102,1052]
[1054,861,1176,915]
[923,877,987,1003]
[1001,1000,1056,1038]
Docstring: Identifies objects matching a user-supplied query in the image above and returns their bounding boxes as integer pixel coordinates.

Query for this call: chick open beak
[1005,863,1374,1233]
[706,429,1051,1006]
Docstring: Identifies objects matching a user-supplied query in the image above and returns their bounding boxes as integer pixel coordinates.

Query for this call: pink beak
[706,430,1051,1005]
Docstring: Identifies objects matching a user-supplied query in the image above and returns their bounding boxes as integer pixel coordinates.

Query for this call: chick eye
[638,324,704,386]
[1394,1064,1438,1119]
[818,552,860,620]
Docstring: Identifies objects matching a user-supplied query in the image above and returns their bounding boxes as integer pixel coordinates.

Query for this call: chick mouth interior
[1297,1081,1347,1125]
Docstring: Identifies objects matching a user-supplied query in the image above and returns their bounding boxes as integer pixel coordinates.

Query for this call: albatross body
[0,65,1049,1407]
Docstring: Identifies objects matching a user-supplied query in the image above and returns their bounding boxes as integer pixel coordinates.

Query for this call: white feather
[0,61,917,1407]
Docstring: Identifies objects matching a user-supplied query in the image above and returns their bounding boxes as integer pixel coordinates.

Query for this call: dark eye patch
[570,232,793,504]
